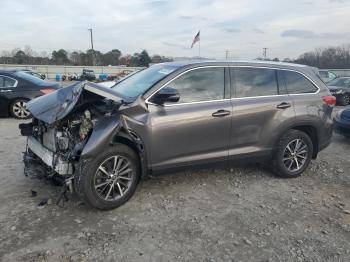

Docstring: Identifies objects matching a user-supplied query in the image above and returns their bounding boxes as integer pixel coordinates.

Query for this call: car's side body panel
[148,99,232,170]
[228,95,296,160]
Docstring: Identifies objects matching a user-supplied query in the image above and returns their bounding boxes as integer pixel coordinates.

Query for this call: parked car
[20,69,46,80]
[79,69,96,81]
[334,107,350,138]
[98,70,139,88]
[20,61,334,210]
[319,70,337,83]
[0,70,60,119]
[327,77,350,105]
[68,73,79,81]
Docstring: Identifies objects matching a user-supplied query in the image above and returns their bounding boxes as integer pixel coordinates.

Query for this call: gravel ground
[0,107,349,262]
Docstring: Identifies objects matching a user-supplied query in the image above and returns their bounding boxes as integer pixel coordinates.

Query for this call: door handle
[276,102,291,109]
[212,110,231,117]
[0,89,11,93]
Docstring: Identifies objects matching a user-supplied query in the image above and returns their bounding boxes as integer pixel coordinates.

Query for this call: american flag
[191,31,200,48]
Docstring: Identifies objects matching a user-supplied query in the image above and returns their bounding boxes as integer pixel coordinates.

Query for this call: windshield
[14,71,47,85]
[328,78,350,87]
[111,64,179,99]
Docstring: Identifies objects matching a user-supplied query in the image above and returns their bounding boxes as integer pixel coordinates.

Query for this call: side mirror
[151,86,180,105]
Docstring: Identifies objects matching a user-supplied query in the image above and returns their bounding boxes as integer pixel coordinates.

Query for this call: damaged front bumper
[26,136,73,175]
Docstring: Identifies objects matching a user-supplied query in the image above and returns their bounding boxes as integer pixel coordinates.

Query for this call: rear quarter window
[233,67,278,98]
[279,70,318,94]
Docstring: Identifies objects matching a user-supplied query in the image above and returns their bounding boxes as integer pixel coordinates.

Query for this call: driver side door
[147,66,232,171]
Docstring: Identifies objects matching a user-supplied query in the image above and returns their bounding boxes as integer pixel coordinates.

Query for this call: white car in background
[319,70,337,83]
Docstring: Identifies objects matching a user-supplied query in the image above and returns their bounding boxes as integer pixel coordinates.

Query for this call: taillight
[322,95,336,106]
[40,88,55,94]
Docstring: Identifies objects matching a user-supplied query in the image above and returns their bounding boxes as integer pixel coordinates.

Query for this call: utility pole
[225,50,229,60]
[88,28,94,65]
[263,47,268,60]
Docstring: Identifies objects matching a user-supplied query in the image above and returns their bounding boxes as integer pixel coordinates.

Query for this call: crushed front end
[19,82,124,189]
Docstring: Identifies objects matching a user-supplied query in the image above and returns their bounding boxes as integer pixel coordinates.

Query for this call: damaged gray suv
[20,61,335,209]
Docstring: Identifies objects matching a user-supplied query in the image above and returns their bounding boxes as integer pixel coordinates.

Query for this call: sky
[0,0,349,60]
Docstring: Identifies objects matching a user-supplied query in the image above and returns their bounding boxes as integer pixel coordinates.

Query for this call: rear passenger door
[228,67,295,159]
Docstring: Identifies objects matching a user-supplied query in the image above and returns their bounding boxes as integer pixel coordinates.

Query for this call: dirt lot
[0,107,349,262]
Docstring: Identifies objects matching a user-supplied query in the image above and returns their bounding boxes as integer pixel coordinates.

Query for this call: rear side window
[167,67,225,104]
[0,76,16,88]
[233,67,278,98]
[279,70,318,94]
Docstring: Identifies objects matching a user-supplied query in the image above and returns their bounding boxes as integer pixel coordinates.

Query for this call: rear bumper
[27,136,73,175]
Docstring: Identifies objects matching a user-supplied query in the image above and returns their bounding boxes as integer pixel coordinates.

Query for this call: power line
[263,47,268,60]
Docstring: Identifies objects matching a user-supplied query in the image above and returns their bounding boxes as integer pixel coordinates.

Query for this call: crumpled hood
[27,82,124,124]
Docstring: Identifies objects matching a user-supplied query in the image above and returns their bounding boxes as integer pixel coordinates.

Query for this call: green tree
[139,50,151,67]
[103,49,122,65]
[51,49,69,65]
[14,50,27,64]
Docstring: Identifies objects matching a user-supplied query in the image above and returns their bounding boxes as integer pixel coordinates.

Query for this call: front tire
[272,130,313,178]
[75,144,140,210]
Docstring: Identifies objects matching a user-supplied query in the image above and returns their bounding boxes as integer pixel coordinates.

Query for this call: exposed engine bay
[19,82,125,184]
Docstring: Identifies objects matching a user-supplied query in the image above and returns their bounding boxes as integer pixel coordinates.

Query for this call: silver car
[20,61,335,209]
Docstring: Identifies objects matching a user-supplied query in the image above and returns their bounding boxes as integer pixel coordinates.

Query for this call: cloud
[0,0,349,59]
[281,29,345,39]
[253,28,265,34]
[223,28,241,33]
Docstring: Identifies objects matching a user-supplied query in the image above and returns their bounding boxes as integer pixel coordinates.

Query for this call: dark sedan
[328,77,350,106]
[334,107,350,138]
[0,70,60,119]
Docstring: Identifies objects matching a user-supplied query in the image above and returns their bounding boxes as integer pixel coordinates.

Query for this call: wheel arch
[291,125,318,158]
[112,129,148,179]
[273,123,319,159]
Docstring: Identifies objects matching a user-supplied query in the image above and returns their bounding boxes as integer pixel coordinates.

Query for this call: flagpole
[199,39,201,59]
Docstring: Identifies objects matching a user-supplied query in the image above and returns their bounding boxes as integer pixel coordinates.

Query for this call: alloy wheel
[94,155,134,201]
[282,139,308,172]
[12,101,30,118]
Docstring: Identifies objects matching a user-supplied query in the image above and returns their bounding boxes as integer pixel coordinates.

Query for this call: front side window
[166,67,225,104]
[0,76,16,88]
[233,68,278,98]
[279,70,318,94]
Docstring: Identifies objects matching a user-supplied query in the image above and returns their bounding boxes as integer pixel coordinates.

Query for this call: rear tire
[9,99,31,119]
[75,144,140,210]
[338,94,350,106]
[272,130,313,178]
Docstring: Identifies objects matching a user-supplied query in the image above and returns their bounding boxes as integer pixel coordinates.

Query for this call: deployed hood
[27,82,124,124]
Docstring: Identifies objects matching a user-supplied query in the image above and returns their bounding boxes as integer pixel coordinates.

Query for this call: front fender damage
[79,113,148,180]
